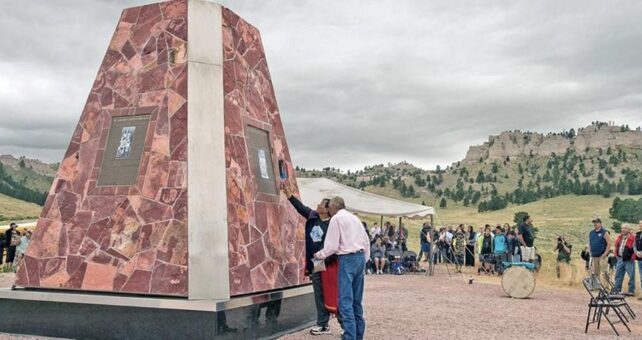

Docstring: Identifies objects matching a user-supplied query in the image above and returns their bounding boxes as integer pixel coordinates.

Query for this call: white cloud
[1,0,642,170]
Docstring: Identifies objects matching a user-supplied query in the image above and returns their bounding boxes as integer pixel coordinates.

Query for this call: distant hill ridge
[4,122,642,212]
[0,155,58,177]
[297,121,642,213]
[464,121,642,164]
[0,155,57,205]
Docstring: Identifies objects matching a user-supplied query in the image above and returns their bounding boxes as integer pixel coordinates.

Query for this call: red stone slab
[15,0,188,296]
[222,8,306,295]
[16,1,305,297]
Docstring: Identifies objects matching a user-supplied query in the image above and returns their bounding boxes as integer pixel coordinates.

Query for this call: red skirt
[321,258,339,314]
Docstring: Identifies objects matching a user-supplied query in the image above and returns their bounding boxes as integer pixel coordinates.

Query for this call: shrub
[610,197,642,223]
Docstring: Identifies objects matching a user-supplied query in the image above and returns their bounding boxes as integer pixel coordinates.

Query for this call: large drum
[321,259,339,314]
[502,266,536,299]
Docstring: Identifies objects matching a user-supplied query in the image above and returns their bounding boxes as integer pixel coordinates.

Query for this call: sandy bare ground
[281,265,642,340]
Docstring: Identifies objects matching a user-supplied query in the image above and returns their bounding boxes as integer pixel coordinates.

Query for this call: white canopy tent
[296,177,435,221]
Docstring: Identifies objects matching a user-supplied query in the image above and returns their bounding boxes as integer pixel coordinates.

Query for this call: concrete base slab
[0,286,315,339]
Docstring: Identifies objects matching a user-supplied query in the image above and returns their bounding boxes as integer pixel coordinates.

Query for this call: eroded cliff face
[463,124,642,163]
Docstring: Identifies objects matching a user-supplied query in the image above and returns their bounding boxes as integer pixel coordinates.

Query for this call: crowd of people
[0,222,32,269]
[363,214,537,276]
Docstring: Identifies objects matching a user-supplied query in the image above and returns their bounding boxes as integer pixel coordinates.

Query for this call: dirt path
[281,266,642,340]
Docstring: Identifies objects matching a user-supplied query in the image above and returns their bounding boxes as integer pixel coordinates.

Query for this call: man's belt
[339,249,364,256]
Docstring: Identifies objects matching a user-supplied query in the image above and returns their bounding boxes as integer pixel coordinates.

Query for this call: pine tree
[491,163,499,173]
[407,185,416,197]
[439,198,447,208]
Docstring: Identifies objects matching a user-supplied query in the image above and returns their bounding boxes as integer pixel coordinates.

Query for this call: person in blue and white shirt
[283,183,342,336]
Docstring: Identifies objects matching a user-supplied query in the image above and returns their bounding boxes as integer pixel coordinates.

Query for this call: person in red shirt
[614,224,636,296]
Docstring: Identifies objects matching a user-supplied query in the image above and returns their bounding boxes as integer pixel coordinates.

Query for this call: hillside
[0,192,43,222]
[0,155,57,206]
[297,122,642,213]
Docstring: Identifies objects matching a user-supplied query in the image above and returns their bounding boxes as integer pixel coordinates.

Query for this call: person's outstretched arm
[282,184,312,218]
[288,195,313,219]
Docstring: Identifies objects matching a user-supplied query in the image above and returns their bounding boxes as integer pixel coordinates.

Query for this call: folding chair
[583,278,631,336]
[602,271,617,293]
[602,272,636,320]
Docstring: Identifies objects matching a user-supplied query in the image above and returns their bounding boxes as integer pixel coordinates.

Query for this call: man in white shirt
[315,196,369,340]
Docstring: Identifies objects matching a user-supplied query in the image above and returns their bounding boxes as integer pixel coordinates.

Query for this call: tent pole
[380,215,383,228]
[430,215,434,227]
[398,216,403,250]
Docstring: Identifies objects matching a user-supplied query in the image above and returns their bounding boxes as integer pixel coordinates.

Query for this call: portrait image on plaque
[97,114,151,187]
[115,126,135,159]
[258,149,270,179]
[246,126,278,195]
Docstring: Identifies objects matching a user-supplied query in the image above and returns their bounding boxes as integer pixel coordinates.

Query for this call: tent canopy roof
[296,177,435,219]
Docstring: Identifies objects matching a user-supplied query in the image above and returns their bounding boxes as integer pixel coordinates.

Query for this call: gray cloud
[2,0,642,169]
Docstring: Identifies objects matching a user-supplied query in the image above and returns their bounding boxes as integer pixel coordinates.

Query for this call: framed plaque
[97,114,151,186]
[246,126,278,195]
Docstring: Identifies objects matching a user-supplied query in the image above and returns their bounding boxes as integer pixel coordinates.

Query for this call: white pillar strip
[186,0,228,300]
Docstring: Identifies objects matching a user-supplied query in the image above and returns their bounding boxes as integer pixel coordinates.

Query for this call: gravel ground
[0,272,15,288]
[281,265,642,340]
[2,268,641,339]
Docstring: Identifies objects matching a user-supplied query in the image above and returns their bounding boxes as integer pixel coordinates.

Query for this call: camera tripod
[427,242,470,277]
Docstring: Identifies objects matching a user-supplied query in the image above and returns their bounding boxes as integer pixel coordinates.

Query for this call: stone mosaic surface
[15,1,306,297]
[15,0,189,296]
[222,8,307,295]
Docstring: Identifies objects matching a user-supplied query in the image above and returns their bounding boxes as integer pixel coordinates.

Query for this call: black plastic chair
[583,277,631,336]
[602,272,636,320]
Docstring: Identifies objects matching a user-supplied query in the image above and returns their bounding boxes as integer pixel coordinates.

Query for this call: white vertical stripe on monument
[187,0,229,301]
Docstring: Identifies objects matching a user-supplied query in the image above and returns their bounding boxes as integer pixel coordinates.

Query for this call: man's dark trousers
[311,272,331,327]
[311,271,343,328]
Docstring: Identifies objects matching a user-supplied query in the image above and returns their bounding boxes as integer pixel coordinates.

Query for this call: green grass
[0,192,42,222]
[360,193,638,289]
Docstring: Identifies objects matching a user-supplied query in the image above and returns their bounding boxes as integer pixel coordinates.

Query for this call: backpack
[494,234,507,254]
[392,262,405,275]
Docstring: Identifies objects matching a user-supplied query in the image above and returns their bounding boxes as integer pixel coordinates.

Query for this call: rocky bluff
[464,123,642,163]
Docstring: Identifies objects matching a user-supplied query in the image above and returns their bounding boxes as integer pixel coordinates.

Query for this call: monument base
[0,285,315,339]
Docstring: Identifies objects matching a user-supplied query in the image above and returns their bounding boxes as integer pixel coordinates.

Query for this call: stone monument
[0,1,314,338]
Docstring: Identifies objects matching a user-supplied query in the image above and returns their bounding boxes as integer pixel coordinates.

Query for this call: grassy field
[360,194,640,290]
[0,192,42,223]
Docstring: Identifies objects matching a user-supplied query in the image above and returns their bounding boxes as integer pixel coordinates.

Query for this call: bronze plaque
[97,115,151,186]
[246,126,278,195]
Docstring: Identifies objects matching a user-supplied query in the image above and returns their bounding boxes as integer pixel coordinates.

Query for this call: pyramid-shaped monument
[15,0,306,300]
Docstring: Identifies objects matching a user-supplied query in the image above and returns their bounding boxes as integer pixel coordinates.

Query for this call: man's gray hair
[330,196,346,210]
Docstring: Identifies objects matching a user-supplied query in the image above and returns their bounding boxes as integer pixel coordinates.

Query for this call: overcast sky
[2,1,642,170]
